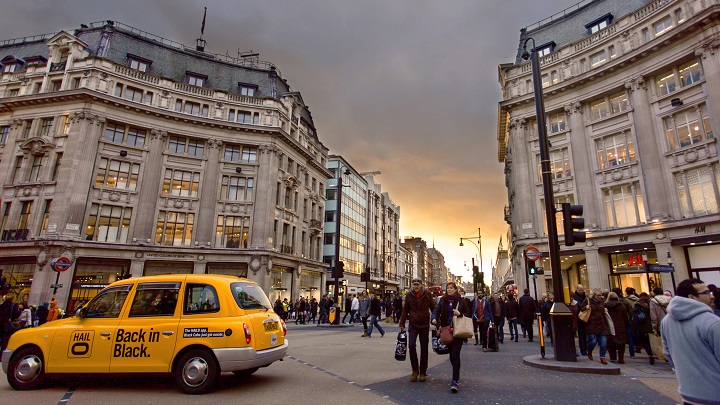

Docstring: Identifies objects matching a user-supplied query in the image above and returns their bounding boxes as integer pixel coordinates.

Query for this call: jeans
[367,315,385,336]
[577,321,588,355]
[449,338,463,382]
[495,318,505,342]
[407,325,430,374]
[626,325,635,357]
[586,333,608,358]
[508,319,518,341]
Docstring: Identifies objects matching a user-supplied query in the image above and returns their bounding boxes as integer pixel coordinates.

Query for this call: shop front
[269,266,294,303]
[67,257,130,313]
[0,256,36,304]
[299,270,322,301]
[143,260,194,276]
[683,240,720,286]
[607,249,663,294]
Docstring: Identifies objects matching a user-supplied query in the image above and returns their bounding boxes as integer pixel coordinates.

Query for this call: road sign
[525,246,541,261]
[49,284,63,289]
[50,257,72,272]
[648,264,675,273]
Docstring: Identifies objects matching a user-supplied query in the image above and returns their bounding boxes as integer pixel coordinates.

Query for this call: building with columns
[498,0,720,301]
[0,21,331,310]
[364,173,401,296]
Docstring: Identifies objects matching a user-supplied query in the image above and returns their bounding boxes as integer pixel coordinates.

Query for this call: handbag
[578,299,591,323]
[432,328,450,355]
[604,308,615,336]
[452,315,474,339]
[395,331,407,361]
[439,325,454,344]
[648,333,666,361]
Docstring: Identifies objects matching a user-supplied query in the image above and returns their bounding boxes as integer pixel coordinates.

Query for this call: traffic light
[561,203,587,246]
[334,261,345,279]
[361,267,370,282]
[527,258,538,276]
[472,266,480,284]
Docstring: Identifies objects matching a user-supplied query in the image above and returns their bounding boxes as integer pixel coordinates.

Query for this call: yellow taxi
[2,274,287,394]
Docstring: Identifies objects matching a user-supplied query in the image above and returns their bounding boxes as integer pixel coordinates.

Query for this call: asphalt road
[0,321,679,404]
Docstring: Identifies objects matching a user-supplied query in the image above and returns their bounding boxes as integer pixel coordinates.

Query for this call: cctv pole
[526,38,577,361]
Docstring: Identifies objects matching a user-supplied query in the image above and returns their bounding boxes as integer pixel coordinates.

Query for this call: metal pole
[332,170,343,324]
[528,40,576,361]
[532,275,538,301]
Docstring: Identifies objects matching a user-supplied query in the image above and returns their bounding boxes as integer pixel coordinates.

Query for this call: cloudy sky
[0,0,576,281]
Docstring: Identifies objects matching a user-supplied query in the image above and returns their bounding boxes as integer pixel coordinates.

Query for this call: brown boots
[361,328,367,337]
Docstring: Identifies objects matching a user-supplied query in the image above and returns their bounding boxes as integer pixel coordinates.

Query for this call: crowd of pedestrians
[0,294,61,352]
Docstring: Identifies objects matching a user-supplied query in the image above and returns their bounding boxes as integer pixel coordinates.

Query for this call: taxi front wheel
[173,349,219,395]
[7,346,45,390]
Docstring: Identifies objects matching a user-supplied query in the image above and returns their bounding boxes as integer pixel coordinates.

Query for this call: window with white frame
[591,99,609,120]
[664,104,714,150]
[590,50,607,67]
[604,184,646,228]
[220,176,254,201]
[538,148,571,180]
[104,123,146,147]
[128,56,150,72]
[186,73,206,87]
[535,42,555,57]
[656,60,703,96]
[85,203,133,242]
[95,158,140,191]
[654,15,673,36]
[215,215,250,248]
[596,131,636,169]
[162,169,200,197]
[675,164,719,217]
[609,92,629,114]
[238,83,257,97]
[586,14,612,34]
[155,211,194,246]
[223,144,258,163]
[2,63,17,73]
[591,91,628,120]
[174,99,209,117]
[167,136,204,157]
[228,109,259,125]
[547,112,566,134]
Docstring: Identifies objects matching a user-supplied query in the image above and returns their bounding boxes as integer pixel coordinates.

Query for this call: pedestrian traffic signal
[527,258,538,276]
[334,261,345,279]
[361,267,370,282]
[472,266,480,284]
[561,203,587,246]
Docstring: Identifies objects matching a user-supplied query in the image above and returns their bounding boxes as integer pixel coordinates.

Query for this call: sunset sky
[0,0,578,282]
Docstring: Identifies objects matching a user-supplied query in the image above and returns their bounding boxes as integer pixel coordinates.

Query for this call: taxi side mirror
[78,307,88,319]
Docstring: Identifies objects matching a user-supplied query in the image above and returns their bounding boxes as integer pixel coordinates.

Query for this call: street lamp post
[460,228,482,293]
[522,37,577,361]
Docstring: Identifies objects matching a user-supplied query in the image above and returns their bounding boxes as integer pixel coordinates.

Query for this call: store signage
[49,284,63,289]
[524,246,541,261]
[145,253,195,259]
[51,257,72,272]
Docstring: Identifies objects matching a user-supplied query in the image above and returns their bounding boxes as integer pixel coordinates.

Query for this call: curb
[523,354,621,375]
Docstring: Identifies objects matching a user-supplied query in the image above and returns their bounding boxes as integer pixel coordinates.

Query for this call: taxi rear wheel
[173,349,219,395]
[232,367,259,378]
[7,347,45,390]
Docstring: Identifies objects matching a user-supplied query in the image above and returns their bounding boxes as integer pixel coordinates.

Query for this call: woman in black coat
[505,294,520,342]
[633,293,655,365]
[605,292,629,363]
[432,281,471,394]
[580,288,610,364]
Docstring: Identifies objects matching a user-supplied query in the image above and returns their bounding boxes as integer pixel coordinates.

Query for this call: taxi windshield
[230,282,271,310]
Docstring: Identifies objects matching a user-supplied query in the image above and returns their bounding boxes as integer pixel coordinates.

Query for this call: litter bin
[550,302,577,362]
[329,304,339,324]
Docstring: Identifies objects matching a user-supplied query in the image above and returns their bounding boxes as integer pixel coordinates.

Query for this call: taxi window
[85,285,132,318]
[129,282,180,317]
[184,284,220,314]
[231,282,271,310]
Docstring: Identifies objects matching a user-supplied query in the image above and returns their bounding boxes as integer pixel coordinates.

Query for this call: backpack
[633,306,647,324]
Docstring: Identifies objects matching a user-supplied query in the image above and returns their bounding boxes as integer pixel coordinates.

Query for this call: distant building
[401,236,429,285]
[364,173,401,296]
[497,0,720,300]
[0,21,330,309]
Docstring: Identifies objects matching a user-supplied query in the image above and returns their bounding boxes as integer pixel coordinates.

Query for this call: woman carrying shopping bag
[431,281,470,394]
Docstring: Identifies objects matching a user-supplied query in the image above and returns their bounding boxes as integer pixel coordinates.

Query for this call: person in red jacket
[399,278,436,383]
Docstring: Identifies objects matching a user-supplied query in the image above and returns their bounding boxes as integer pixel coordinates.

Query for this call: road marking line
[58,387,76,405]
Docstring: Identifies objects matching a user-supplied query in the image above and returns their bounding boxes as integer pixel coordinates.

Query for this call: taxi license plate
[264,322,279,332]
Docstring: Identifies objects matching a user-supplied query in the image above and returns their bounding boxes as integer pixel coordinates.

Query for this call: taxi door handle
[162,331,174,336]
[100,332,111,338]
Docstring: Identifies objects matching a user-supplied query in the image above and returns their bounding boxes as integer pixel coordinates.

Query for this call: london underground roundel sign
[524,246,541,261]
[51,257,72,272]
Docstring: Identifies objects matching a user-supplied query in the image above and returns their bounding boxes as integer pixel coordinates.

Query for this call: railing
[574,24,617,52]
[174,82,215,97]
[114,65,160,84]
[227,93,264,105]
[309,219,322,229]
[0,32,57,47]
[280,245,293,254]
[524,0,597,31]
[1,229,29,242]
[634,0,672,22]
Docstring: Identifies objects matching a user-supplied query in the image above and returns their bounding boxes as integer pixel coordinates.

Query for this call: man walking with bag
[518,288,536,342]
[399,278,436,383]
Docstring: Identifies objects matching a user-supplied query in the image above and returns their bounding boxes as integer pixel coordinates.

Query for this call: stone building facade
[498,0,720,301]
[0,21,330,310]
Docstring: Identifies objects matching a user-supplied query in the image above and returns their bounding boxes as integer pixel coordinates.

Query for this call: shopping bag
[604,309,615,336]
[452,315,474,339]
[649,333,666,361]
[395,331,407,361]
[439,325,454,344]
[432,328,450,355]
